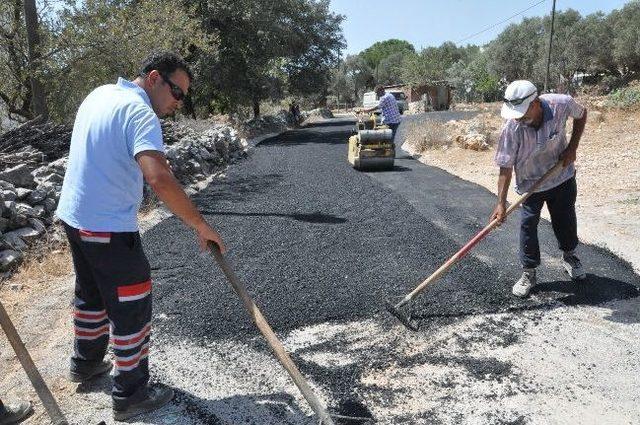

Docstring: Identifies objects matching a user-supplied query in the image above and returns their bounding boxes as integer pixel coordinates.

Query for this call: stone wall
[0,119,258,273]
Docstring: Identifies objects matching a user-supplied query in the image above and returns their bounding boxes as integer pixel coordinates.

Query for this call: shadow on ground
[198,210,347,225]
[534,274,640,308]
[173,389,315,425]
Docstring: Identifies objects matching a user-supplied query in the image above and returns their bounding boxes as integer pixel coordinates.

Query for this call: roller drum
[358,129,393,142]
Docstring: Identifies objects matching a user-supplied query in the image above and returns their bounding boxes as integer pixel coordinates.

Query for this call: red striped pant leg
[63,223,110,372]
[83,231,153,400]
[110,279,152,401]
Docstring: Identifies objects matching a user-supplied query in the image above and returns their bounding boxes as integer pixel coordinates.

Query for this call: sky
[329,0,631,56]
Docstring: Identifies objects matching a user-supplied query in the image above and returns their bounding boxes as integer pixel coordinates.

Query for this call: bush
[606,81,640,108]
[404,120,450,152]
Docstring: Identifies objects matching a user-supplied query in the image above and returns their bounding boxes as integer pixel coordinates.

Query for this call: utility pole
[544,0,557,92]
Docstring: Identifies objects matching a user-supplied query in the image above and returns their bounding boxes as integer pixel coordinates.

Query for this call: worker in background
[0,397,33,424]
[289,100,302,125]
[490,80,588,298]
[56,51,226,421]
[359,85,402,142]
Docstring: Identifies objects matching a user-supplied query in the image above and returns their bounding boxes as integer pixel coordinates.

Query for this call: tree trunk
[253,100,260,118]
[23,0,49,120]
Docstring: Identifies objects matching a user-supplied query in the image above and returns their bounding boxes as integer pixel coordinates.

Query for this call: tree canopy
[329,2,640,104]
[0,0,345,122]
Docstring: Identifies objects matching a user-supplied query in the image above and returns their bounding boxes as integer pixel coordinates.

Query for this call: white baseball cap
[501,80,538,119]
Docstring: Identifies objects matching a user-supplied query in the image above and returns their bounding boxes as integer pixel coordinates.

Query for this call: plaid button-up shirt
[495,94,585,194]
[379,92,401,124]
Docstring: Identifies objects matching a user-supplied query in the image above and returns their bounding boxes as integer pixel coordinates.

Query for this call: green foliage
[45,0,212,121]
[0,0,344,122]
[360,39,414,70]
[376,52,406,86]
[400,42,474,84]
[486,16,542,83]
[329,54,372,103]
[572,12,615,74]
[606,82,640,107]
[610,1,640,76]
[192,0,344,117]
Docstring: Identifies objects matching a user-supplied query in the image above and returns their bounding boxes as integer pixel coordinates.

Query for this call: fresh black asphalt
[142,116,640,423]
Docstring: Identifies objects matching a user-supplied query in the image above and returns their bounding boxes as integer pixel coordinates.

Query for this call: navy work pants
[519,176,579,268]
[63,222,152,401]
[387,122,400,144]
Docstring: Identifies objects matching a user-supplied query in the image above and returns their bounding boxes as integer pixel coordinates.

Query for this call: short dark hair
[374,85,385,93]
[140,51,193,82]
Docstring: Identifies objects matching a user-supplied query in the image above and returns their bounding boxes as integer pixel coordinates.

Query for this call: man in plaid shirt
[490,80,588,298]
[360,85,402,141]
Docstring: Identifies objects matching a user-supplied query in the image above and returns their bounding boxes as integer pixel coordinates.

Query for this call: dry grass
[404,119,450,153]
[10,247,73,284]
[2,226,73,290]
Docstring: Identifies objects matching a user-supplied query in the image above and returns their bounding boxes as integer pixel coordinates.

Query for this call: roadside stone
[42,173,64,184]
[16,188,32,200]
[4,227,40,244]
[27,188,47,204]
[15,203,38,218]
[27,218,46,235]
[0,250,23,271]
[456,133,490,151]
[2,190,17,202]
[590,110,604,123]
[31,205,46,218]
[0,164,35,188]
[43,197,57,213]
[0,217,9,233]
[2,201,16,219]
[12,213,28,228]
[2,232,28,251]
[37,181,58,196]
[0,181,16,190]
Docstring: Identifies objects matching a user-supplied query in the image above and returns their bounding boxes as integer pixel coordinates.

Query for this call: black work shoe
[0,401,34,425]
[113,385,174,421]
[68,359,113,383]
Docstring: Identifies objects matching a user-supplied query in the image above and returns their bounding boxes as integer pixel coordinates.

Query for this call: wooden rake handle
[0,299,68,425]
[209,244,335,425]
[405,161,566,303]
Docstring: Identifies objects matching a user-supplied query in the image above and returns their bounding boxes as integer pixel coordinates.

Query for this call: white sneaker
[562,252,586,280]
[512,269,537,298]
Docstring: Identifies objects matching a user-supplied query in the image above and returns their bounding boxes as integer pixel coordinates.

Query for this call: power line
[457,0,548,44]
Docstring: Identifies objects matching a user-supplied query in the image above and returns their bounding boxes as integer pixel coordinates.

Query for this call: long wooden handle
[0,299,68,425]
[404,161,566,303]
[209,246,335,425]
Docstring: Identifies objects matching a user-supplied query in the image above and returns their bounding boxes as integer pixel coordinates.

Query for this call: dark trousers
[519,176,578,268]
[387,122,400,144]
[63,222,152,401]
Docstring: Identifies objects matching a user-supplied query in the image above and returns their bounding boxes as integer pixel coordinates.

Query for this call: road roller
[347,114,395,171]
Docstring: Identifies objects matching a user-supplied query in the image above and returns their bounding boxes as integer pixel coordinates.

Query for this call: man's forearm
[148,173,206,230]
[569,110,587,150]
[497,167,513,204]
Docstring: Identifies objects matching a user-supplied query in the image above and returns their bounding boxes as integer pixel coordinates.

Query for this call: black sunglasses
[159,72,185,101]
[503,91,536,105]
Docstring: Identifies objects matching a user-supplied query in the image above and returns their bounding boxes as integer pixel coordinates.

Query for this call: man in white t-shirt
[57,51,225,420]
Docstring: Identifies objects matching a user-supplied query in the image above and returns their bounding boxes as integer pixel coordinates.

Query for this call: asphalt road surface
[141,116,639,424]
